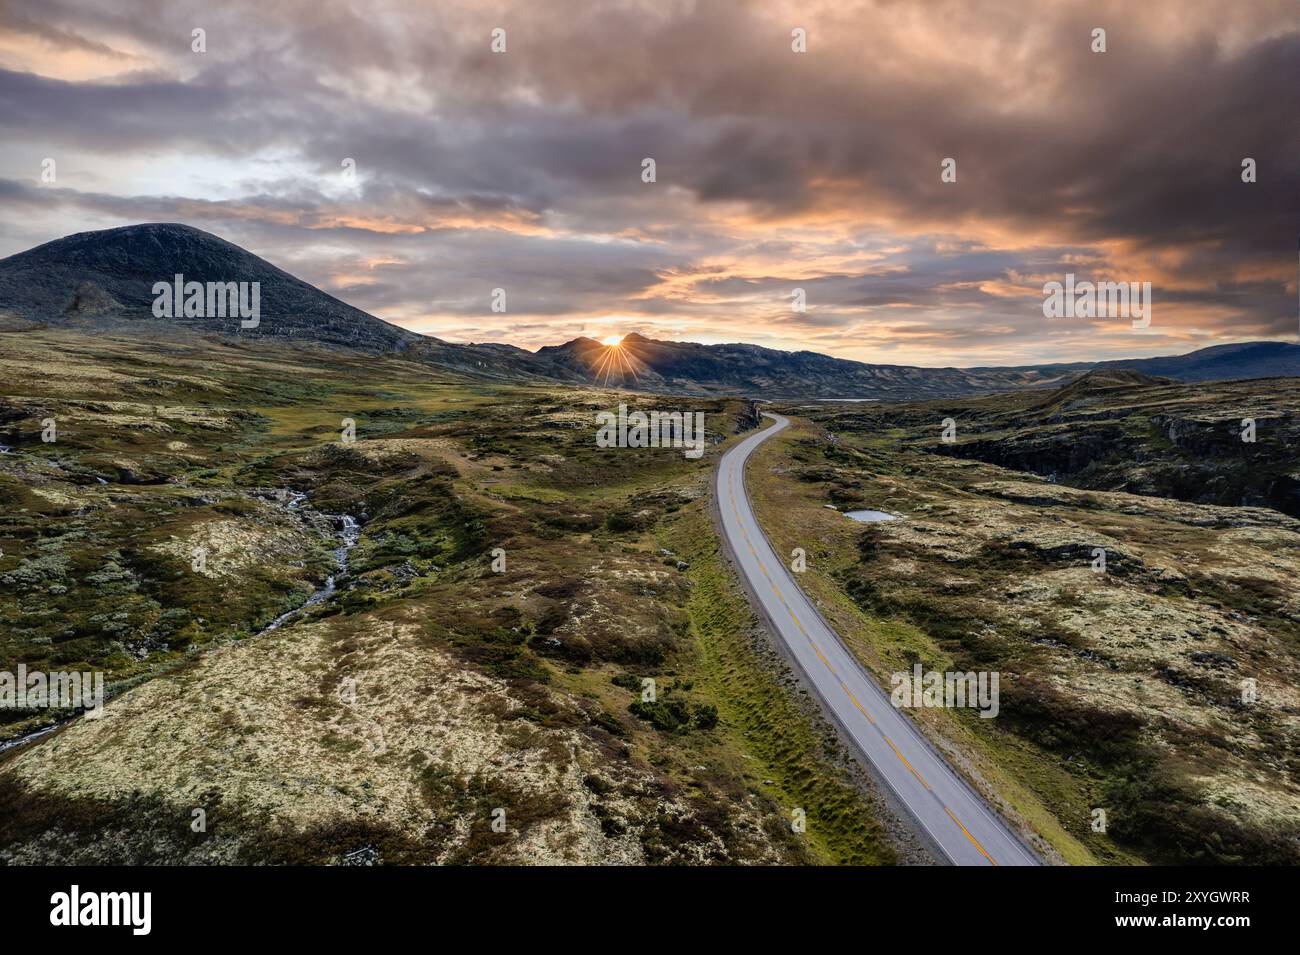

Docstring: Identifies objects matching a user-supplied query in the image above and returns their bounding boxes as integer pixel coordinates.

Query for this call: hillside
[806,372,1300,516]
[1102,341,1300,382]
[0,223,420,351]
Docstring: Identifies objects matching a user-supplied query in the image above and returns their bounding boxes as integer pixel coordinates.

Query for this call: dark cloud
[0,0,1295,361]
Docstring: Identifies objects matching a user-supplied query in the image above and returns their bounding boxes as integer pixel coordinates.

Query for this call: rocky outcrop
[916,377,1300,517]
[733,398,763,433]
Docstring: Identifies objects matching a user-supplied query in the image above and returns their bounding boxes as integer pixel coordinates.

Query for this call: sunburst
[590,334,646,387]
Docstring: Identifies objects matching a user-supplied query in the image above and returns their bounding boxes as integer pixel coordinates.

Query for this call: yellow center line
[944,805,997,865]
[843,688,876,725]
[725,444,999,865]
[809,641,837,677]
[880,733,929,789]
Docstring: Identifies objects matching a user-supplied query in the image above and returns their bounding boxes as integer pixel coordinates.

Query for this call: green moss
[663,508,896,865]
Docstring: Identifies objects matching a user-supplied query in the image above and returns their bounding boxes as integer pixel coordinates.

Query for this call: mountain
[537,333,1300,400]
[1027,368,1176,413]
[2,224,1296,398]
[1099,341,1300,382]
[0,223,421,351]
[0,223,579,383]
[536,332,1080,400]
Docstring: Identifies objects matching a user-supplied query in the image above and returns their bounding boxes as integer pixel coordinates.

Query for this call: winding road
[716,412,1041,866]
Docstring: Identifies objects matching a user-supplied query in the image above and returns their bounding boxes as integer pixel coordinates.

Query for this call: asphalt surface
[716,412,1041,866]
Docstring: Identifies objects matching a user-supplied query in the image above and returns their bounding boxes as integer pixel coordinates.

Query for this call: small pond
[844,509,898,523]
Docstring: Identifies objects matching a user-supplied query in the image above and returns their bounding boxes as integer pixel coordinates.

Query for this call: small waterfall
[0,491,363,753]
[261,510,360,632]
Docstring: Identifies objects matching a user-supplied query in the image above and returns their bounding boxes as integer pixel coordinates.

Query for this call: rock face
[734,398,763,432]
[918,372,1300,515]
[62,280,123,319]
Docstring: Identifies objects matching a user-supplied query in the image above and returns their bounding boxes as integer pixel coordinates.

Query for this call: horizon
[3,217,1295,371]
[1,1,1296,366]
[499,327,1292,370]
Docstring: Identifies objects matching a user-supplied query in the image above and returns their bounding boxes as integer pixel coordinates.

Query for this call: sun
[588,332,643,385]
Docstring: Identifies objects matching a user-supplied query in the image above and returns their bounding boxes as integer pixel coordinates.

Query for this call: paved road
[716,413,1040,866]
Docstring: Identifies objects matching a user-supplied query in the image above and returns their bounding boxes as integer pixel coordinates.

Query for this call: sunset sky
[0,0,1295,366]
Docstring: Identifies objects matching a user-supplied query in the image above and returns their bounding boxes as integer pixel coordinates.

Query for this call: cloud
[0,0,1295,364]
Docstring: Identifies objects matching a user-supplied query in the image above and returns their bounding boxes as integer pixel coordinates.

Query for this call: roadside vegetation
[747,376,1300,865]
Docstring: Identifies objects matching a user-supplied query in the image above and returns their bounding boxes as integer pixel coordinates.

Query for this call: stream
[0,488,361,755]
[262,510,359,632]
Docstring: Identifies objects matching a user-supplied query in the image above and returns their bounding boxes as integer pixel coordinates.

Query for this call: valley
[0,329,902,865]
[2,326,1296,866]
[0,227,1296,867]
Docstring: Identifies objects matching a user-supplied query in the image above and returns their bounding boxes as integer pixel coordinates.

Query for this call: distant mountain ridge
[1099,341,1300,382]
[536,332,1083,400]
[536,333,1300,400]
[2,223,1296,399]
